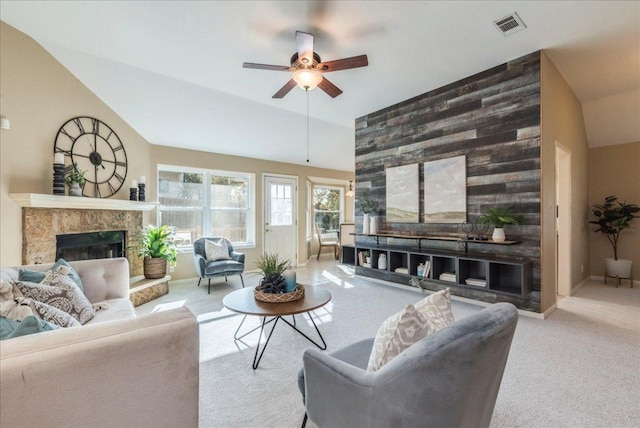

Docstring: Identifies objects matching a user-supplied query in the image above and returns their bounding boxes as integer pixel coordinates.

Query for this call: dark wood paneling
[354,51,542,311]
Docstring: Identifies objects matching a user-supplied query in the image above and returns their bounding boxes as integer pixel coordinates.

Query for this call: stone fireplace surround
[12,194,157,277]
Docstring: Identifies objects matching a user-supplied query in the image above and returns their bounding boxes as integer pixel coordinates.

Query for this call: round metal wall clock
[53,116,128,198]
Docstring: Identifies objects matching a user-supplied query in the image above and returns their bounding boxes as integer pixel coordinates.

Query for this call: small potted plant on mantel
[139,225,177,279]
[478,205,524,242]
[64,162,86,197]
[590,195,639,279]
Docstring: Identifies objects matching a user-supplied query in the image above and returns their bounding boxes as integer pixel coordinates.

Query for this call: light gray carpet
[136,261,640,428]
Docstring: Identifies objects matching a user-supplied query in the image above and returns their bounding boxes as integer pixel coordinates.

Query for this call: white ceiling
[1,1,639,171]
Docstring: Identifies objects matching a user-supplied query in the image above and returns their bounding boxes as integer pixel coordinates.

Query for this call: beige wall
[588,142,640,280]
[0,21,354,280]
[540,51,591,312]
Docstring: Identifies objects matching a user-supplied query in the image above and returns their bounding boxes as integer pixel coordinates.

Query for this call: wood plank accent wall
[355,51,541,310]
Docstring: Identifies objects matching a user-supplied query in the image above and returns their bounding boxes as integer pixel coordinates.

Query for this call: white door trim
[555,141,572,298]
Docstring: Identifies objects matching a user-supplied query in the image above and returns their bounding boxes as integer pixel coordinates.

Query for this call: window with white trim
[313,186,343,234]
[158,165,255,249]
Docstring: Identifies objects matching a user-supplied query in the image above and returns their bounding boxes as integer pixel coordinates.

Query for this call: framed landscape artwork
[423,155,466,223]
[386,163,419,223]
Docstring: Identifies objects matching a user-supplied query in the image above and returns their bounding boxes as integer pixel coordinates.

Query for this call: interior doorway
[556,142,572,297]
[263,174,298,265]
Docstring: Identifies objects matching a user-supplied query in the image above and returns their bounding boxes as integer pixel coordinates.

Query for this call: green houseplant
[64,162,86,197]
[478,205,524,242]
[590,195,639,278]
[139,225,177,279]
[255,252,291,293]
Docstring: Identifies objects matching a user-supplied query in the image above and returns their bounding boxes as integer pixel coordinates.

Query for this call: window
[313,186,343,234]
[158,165,254,249]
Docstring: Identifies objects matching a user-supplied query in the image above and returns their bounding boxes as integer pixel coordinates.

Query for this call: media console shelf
[341,244,532,299]
[350,232,519,253]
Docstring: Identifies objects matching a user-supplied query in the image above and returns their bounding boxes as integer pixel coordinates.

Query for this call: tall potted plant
[139,225,177,279]
[590,195,639,278]
[478,205,524,242]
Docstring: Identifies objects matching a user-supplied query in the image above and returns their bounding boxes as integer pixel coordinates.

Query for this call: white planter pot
[492,227,506,242]
[605,258,632,278]
[363,213,370,235]
[68,182,82,197]
[369,216,377,235]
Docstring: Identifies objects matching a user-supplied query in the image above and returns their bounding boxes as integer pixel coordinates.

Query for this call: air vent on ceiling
[493,12,527,36]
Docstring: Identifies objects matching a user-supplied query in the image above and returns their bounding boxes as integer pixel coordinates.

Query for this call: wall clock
[54,116,128,198]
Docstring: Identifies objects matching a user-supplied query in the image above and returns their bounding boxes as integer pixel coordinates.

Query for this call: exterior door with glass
[263,175,297,265]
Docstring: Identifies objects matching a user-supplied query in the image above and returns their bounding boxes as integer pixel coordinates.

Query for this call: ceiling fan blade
[243,62,291,71]
[273,79,297,99]
[318,55,369,72]
[296,31,314,65]
[318,77,343,98]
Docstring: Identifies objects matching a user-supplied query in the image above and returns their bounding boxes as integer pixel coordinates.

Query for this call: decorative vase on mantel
[68,182,82,197]
[369,216,378,235]
[363,213,370,235]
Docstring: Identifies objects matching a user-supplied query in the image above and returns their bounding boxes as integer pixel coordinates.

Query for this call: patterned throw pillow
[28,302,80,328]
[14,266,95,325]
[205,239,231,262]
[18,258,84,293]
[414,288,455,329]
[367,289,455,371]
[367,304,435,371]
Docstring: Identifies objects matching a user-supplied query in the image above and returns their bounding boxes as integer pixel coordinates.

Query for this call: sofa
[0,257,200,428]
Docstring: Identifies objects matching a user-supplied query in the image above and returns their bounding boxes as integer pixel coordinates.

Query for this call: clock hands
[86,134,105,169]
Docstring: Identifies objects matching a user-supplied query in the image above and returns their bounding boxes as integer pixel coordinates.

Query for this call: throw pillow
[0,315,60,340]
[18,258,85,293]
[14,266,95,324]
[414,288,455,329]
[29,301,81,328]
[367,304,436,371]
[205,239,231,262]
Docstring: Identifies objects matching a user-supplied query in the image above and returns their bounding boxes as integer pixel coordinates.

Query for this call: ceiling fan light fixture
[292,68,323,90]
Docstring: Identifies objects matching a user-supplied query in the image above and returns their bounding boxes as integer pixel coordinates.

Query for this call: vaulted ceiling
[1,1,638,171]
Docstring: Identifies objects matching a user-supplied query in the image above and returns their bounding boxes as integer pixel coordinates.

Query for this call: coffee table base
[233,312,327,369]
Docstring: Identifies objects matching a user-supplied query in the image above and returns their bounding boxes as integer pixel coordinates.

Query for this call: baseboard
[541,303,557,319]
[569,277,591,296]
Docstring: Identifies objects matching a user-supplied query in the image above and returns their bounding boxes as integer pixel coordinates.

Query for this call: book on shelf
[358,251,364,266]
[394,267,409,274]
[439,272,456,282]
[423,261,431,278]
[362,263,371,268]
[465,278,487,287]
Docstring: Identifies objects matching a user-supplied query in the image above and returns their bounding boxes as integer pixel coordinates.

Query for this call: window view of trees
[158,168,253,247]
[314,187,342,232]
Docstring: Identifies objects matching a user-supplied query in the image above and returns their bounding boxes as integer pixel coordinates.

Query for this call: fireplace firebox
[56,231,126,262]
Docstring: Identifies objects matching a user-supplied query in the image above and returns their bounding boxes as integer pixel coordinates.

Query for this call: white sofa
[0,257,200,428]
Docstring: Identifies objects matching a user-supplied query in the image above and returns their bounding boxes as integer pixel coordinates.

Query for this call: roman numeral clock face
[54,117,128,198]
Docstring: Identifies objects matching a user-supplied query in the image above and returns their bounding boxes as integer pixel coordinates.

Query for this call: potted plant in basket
[65,162,87,197]
[478,205,524,242]
[590,195,639,278]
[139,225,177,279]
[255,253,290,294]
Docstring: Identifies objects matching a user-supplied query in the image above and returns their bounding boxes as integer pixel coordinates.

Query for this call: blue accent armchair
[298,302,518,428]
[193,237,245,294]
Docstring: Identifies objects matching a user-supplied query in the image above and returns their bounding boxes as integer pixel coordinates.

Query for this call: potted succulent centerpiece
[478,205,524,242]
[65,162,87,197]
[590,195,639,278]
[139,225,177,279]
[254,253,301,302]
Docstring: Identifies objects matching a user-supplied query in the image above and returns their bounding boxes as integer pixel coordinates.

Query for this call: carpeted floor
[136,259,640,428]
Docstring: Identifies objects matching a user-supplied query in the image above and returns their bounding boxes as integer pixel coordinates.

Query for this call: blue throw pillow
[18,259,84,293]
[0,315,60,340]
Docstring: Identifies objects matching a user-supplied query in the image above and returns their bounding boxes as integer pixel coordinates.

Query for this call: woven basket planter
[143,257,167,279]
[254,285,304,303]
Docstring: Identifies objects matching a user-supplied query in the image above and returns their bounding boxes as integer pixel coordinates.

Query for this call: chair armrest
[0,307,199,428]
[230,251,245,264]
[194,253,206,277]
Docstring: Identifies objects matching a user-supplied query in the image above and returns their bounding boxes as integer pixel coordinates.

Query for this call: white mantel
[9,193,157,211]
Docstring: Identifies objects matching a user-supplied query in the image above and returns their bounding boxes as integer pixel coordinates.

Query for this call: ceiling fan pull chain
[306,89,310,163]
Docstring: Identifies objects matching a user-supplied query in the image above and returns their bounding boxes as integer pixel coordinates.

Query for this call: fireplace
[56,231,126,262]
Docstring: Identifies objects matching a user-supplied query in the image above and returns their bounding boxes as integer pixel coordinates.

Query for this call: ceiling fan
[242,31,369,99]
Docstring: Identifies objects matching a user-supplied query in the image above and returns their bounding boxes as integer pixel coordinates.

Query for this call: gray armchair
[298,302,518,428]
[193,237,245,294]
